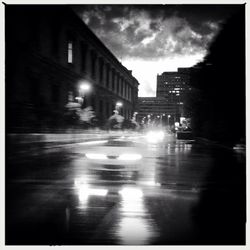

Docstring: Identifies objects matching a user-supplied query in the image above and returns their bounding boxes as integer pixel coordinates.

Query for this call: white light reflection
[141,181,161,187]
[118,217,153,245]
[85,153,107,160]
[117,187,157,244]
[146,131,165,143]
[79,185,108,202]
[74,178,108,206]
[78,140,108,145]
[174,143,192,154]
[119,187,143,200]
[118,154,142,161]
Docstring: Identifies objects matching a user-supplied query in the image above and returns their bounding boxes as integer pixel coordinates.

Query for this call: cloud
[72,5,240,96]
[122,54,204,97]
[75,5,221,62]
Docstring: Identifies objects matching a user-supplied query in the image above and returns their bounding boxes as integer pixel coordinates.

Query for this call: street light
[80,83,91,92]
[116,101,123,108]
[76,82,91,107]
[167,115,171,128]
[115,101,123,113]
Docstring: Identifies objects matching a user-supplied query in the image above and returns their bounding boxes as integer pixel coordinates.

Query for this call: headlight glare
[85,153,107,160]
[146,131,165,143]
[118,153,142,161]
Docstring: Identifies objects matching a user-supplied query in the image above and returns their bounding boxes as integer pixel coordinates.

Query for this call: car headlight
[85,153,107,160]
[146,131,165,143]
[118,153,142,161]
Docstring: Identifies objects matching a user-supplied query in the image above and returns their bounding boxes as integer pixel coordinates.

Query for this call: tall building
[157,68,190,102]
[137,68,191,125]
[156,68,191,121]
[6,5,139,132]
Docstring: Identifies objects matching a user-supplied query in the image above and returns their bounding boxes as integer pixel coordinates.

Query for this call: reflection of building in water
[116,187,158,245]
[6,5,139,132]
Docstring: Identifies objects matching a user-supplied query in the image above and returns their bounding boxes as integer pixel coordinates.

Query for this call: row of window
[31,20,135,102]
[66,35,134,102]
[28,79,133,118]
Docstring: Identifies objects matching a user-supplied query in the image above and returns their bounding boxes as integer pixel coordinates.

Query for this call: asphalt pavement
[5,131,246,245]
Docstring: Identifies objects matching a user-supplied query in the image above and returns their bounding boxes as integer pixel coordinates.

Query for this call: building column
[85,46,91,77]
[120,76,123,97]
[123,80,126,99]
[95,54,100,83]
[114,72,117,94]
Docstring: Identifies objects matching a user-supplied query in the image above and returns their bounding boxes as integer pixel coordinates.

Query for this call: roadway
[5,131,246,245]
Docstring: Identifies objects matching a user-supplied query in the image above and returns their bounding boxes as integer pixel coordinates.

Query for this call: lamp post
[76,82,91,108]
[168,115,171,129]
[162,113,165,126]
[115,101,123,112]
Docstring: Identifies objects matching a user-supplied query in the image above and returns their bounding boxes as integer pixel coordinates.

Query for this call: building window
[125,83,127,99]
[68,41,73,64]
[81,42,87,71]
[99,58,104,82]
[91,51,96,78]
[121,79,123,96]
[106,65,110,88]
[112,70,115,91]
[117,76,120,94]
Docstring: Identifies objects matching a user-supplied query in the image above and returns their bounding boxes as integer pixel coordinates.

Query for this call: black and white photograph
[3,1,247,246]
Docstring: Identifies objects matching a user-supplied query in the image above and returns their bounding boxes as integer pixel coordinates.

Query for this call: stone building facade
[6,5,139,131]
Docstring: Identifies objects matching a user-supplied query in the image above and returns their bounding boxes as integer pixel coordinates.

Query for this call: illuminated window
[68,41,73,63]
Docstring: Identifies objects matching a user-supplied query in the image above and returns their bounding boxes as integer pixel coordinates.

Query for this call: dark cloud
[72,5,241,61]
[149,22,160,32]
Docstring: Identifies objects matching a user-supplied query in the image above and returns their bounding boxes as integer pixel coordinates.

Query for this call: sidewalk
[6,130,113,158]
[6,129,142,147]
[195,137,246,154]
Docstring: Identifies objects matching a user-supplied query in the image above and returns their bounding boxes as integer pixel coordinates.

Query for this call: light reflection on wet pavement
[6,133,245,245]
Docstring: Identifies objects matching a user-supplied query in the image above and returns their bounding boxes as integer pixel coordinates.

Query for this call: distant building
[137,68,191,125]
[6,5,139,131]
[156,68,191,121]
[157,68,190,101]
[137,97,177,126]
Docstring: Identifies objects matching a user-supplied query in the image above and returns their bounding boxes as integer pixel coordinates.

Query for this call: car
[144,129,165,144]
[82,139,144,172]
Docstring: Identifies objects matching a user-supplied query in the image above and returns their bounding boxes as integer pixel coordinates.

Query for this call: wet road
[6,132,246,245]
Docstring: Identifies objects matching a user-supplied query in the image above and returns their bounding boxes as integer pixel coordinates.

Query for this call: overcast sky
[73,5,240,96]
